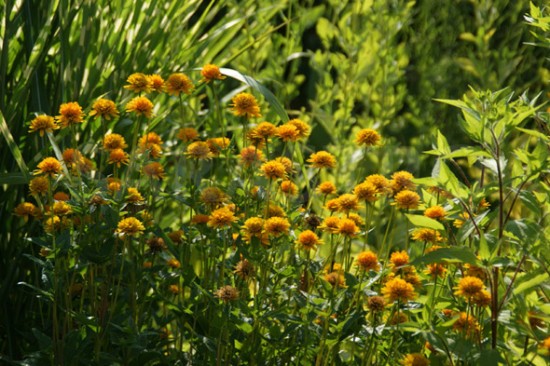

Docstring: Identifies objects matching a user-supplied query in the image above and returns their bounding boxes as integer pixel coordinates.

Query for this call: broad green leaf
[405,214,444,231]
[412,247,480,266]
[513,272,549,295]
[438,160,468,199]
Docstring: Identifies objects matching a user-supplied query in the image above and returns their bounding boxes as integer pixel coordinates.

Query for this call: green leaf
[412,247,480,266]
[405,214,444,231]
[438,160,468,199]
[505,219,540,242]
[513,272,549,295]
[220,68,289,122]
[0,110,30,183]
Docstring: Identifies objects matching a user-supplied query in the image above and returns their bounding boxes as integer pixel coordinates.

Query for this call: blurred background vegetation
[1,0,548,360]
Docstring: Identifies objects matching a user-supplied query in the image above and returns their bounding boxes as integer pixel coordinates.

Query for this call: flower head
[165,73,194,96]
[324,271,347,288]
[365,174,390,194]
[287,119,310,139]
[108,148,129,167]
[29,115,58,136]
[390,250,409,268]
[116,217,145,237]
[53,191,70,201]
[29,176,50,196]
[124,73,151,93]
[453,312,480,338]
[454,276,485,299]
[296,230,322,251]
[260,160,286,180]
[177,127,199,142]
[382,277,416,303]
[242,217,264,242]
[319,216,340,234]
[411,228,443,243]
[126,96,154,118]
[275,124,299,142]
[234,258,255,280]
[424,205,446,220]
[207,137,230,156]
[200,187,227,208]
[240,146,264,167]
[251,121,277,140]
[354,182,378,202]
[207,207,237,228]
[231,92,261,118]
[35,157,62,177]
[14,202,37,221]
[355,128,381,147]
[89,98,119,120]
[336,193,360,212]
[356,251,380,271]
[201,64,225,82]
[126,187,144,203]
[264,217,290,237]
[393,190,420,209]
[367,296,386,312]
[316,181,337,195]
[149,74,165,92]
[280,180,298,196]
[307,151,336,169]
[185,141,212,160]
[56,102,84,128]
[215,285,239,302]
[337,218,359,237]
[400,353,429,366]
[103,133,128,150]
[390,171,416,193]
[142,162,165,180]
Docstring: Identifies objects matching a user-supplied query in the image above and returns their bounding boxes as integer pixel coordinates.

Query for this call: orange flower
[280,180,298,196]
[54,192,69,202]
[124,73,151,93]
[116,217,145,237]
[354,182,378,202]
[356,251,380,271]
[400,353,429,366]
[200,187,227,208]
[142,162,165,180]
[56,102,84,128]
[166,73,194,96]
[260,160,286,180]
[201,64,225,82]
[103,133,128,150]
[390,171,416,193]
[89,98,118,120]
[296,230,322,250]
[355,128,381,146]
[185,141,212,160]
[29,176,49,196]
[149,74,165,92]
[240,146,264,167]
[177,127,199,142]
[307,151,336,169]
[35,157,62,177]
[29,115,58,136]
[454,276,485,299]
[275,124,299,142]
[14,202,37,221]
[365,174,390,194]
[424,205,446,220]
[393,190,420,209]
[264,217,290,237]
[207,207,237,228]
[390,250,409,268]
[316,181,337,195]
[126,96,154,118]
[382,277,416,303]
[337,218,359,237]
[215,285,239,302]
[336,193,359,212]
[108,148,129,167]
[318,216,341,234]
[287,119,310,139]
[230,92,261,118]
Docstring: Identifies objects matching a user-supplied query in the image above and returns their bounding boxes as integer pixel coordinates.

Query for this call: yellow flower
[215,285,239,302]
[367,296,386,312]
[207,137,230,156]
[167,258,181,269]
[103,133,128,150]
[472,289,491,307]
[424,205,446,220]
[168,230,184,244]
[89,98,119,120]
[318,216,340,234]
[168,284,181,294]
[166,73,194,96]
[316,181,337,195]
[29,176,49,196]
[207,207,237,228]
[390,250,409,268]
[390,171,416,193]
[425,263,447,279]
[275,124,299,142]
[149,74,165,92]
[191,214,210,225]
[307,151,336,169]
[400,353,429,366]
[296,230,322,251]
[287,119,310,139]
[230,92,261,118]
[56,102,84,128]
[324,271,347,288]
[201,64,225,82]
[139,132,163,158]
[264,217,290,237]
[51,201,72,216]
[177,127,199,142]
[43,215,62,233]
[356,251,380,271]
[116,217,145,237]
[29,115,58,136]
[185,141,212,160]
[355,128,381,146]
[454,276,485,299]
[200,187,227,208]
[107,178,121,194]
[14,202,37,222]
[240,146,264,167]
[354,182,378,202]
[453,312,480,338]
[124,73,151,93]
[142,162,165,180]
[382,277,416,303]
[336,193,360,212]
[250,121,277,139]
[126,96,154,118]
[365,174,390,194]
[280,180,298,196]
[393,189,420,209]
[275,157,294,175]
[35,157,62,177]
[260,160,286,180]
[325,198,340,212]
[242,217,264,242]
[126,187,144,203]
[411,228,443,243]
[107,148,129,167]
[337,218,359,237]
